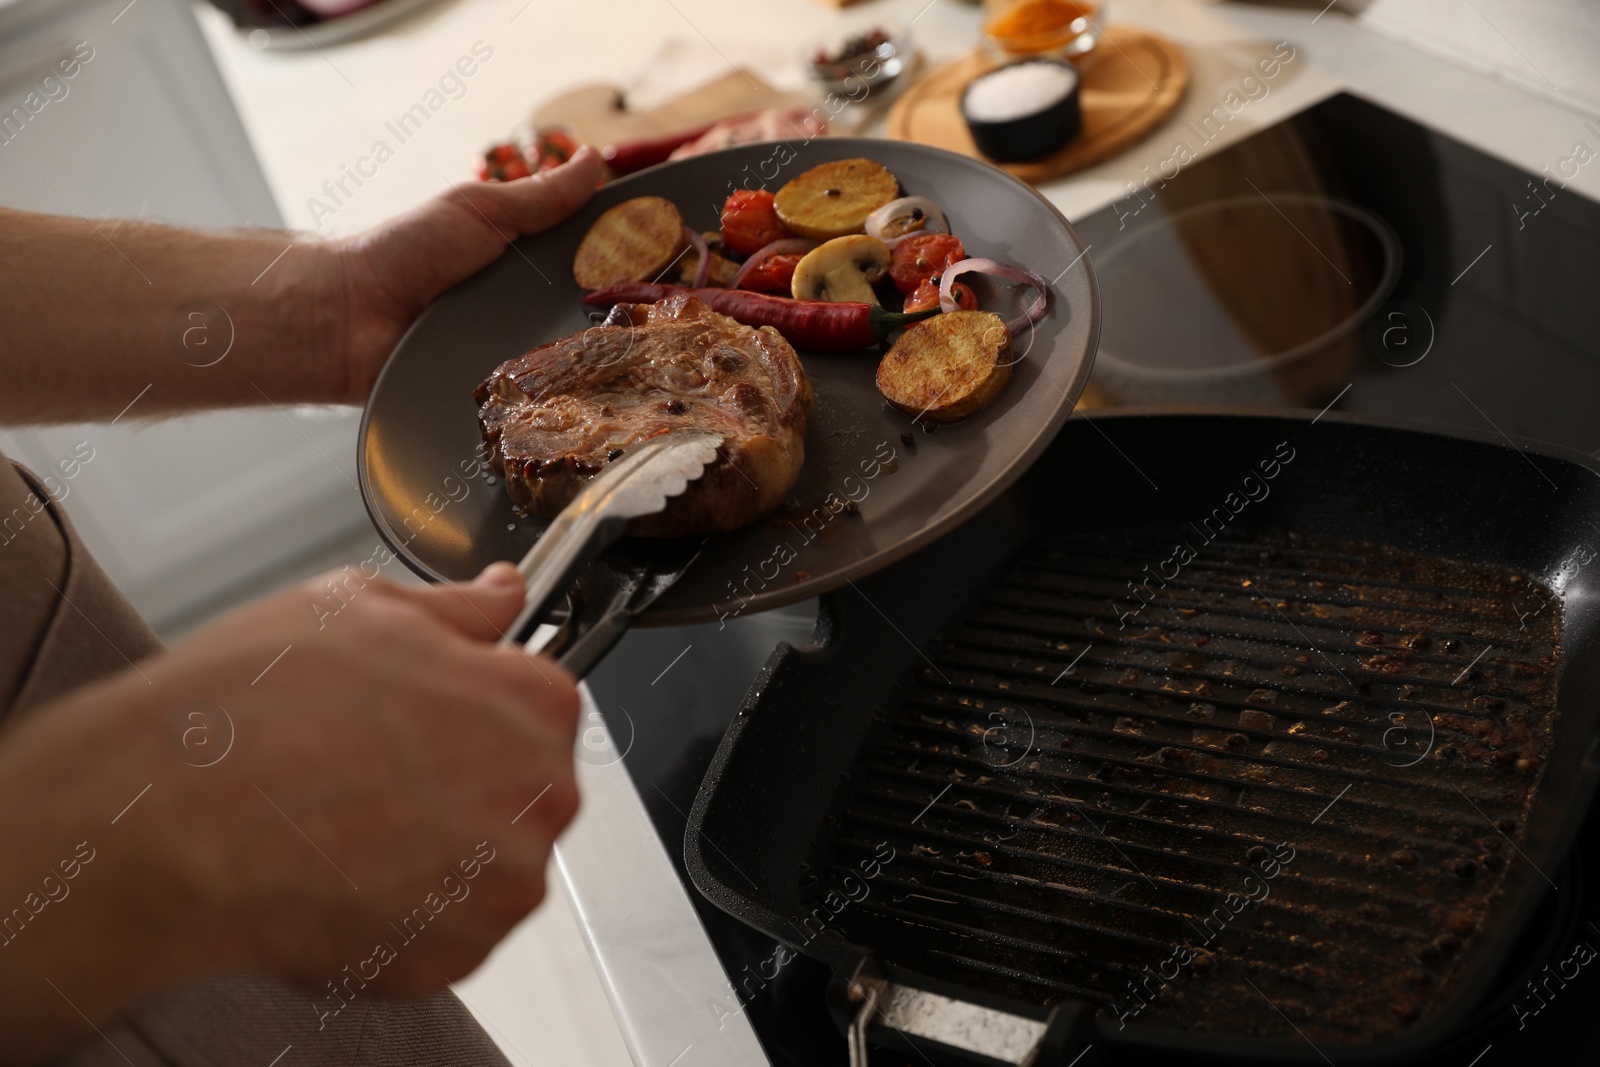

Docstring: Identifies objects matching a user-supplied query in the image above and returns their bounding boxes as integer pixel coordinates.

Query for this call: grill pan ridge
[685,411,1600,1065]
[818,529,1561,1044]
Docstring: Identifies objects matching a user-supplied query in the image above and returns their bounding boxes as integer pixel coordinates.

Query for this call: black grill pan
[685,411,1600,1065]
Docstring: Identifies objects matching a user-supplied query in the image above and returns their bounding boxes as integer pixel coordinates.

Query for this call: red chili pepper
[583,283,937,351]
[600,119,732,176]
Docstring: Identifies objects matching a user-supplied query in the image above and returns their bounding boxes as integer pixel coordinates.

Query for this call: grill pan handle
[832,959,1101,1066]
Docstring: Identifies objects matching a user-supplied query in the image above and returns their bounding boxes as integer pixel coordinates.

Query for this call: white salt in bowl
[960,58,1082,163]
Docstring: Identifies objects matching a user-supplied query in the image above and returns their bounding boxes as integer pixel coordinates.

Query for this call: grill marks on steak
[475,293,813,537]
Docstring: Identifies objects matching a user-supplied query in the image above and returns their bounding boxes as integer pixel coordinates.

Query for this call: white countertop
[195,0,1600,237]
[191,2,1600,1064]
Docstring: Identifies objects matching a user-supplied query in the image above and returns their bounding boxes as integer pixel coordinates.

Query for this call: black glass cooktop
[586,92,1600,1066]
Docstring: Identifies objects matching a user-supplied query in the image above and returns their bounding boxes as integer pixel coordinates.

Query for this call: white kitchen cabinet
[0,0,368,631]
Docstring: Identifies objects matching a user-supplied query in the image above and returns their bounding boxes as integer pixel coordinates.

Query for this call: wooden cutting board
[886,27,1188,185]
[531,69,818,146]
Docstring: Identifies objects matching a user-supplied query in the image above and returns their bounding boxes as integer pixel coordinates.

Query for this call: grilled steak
[475,293,813,537]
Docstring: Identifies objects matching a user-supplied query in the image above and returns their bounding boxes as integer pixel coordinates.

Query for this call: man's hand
[333,144,605,403]
[0,146,604,424]
[0,564,580,1062]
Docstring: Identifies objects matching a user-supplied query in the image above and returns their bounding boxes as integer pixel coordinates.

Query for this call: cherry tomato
[477,143,532,182]
[904,277,976,314]
[738,253,803,294]
[534,129,578,171]
[720,190,790,257]
[889,233,967,294]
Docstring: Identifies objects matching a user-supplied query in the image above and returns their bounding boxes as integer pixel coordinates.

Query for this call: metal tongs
[498,429,722,678]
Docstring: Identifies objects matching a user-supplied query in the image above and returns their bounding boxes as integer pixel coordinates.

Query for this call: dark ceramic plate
[358,137,1098,625]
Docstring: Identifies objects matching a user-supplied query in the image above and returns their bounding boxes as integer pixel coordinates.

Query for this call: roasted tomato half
[533,129,578,171]
[904,277,976,314]
[477,143,532,182]
[889,233,968,294]
[738,253,804,294]
[720,189,791,257]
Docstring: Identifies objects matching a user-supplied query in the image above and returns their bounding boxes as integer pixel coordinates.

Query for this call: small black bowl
[960,58,1082,163]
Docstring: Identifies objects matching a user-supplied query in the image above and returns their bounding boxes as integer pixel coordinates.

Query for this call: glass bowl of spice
[983,0,1105,62]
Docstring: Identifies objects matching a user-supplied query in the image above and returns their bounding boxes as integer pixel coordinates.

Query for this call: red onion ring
[866,196,949,247]
[684,226,711,288]
[728,237,818,290]
[939,257,1050,338]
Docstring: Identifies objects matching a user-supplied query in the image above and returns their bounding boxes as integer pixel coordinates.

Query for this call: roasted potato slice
[876,311,1013,422]
[573,196,687,290]
[774,159,900,242]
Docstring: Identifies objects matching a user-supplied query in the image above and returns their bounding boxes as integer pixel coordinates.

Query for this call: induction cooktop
[585,92,1600,1067]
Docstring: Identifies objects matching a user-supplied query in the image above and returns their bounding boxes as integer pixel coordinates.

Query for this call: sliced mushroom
[791,235,893,305]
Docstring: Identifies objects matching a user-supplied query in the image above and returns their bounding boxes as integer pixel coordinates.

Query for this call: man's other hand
[333,144,604,403]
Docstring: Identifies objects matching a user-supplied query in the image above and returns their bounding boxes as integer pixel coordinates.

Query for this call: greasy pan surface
[687,411,1600,1064]
[357,138,1097,625]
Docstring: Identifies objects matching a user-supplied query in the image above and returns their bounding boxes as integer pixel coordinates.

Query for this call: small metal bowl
[805,26,909,98]
[960,58,1082,163]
